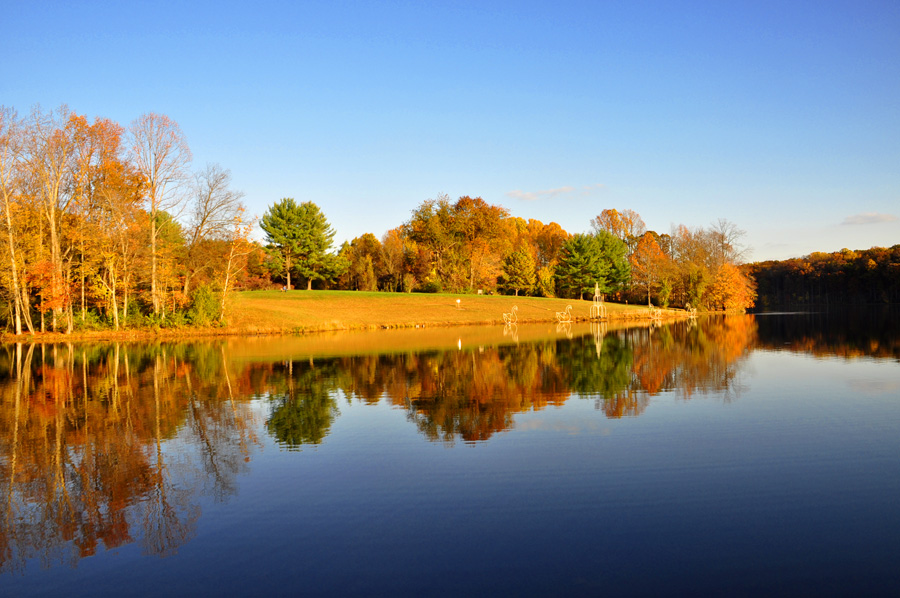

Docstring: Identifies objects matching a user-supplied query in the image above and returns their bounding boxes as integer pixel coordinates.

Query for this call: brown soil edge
[0,309,707,345]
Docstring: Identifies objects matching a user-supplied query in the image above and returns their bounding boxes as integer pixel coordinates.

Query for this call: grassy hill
[227,290,673,333]
[2,290,684,343]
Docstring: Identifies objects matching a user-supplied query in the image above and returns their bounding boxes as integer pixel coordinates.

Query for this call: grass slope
[1,291,683,344]
[228,290,668,333]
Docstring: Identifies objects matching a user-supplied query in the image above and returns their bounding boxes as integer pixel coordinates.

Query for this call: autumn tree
[93,157,144,328]
[533,221,570,268]
[128,113,192,315]
[68,115,141,326]
[0,106,29,334]
[25,105,77,332]
[451,195,509,291]
[707,263,757,311]
[630,232,673,306]
[591,208,646,252]
[379,228,405,292]
[404,194,455,288]
[342,233,383,291]
[404,194,510,292]
[501,247,536,296]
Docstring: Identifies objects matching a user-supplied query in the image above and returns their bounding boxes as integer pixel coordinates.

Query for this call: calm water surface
[2,314,899,596]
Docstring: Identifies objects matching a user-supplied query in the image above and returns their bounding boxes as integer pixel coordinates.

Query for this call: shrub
[414,280,442,293]
[188,284,220,326]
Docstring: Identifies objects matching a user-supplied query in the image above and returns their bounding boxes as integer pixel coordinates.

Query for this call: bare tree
[183,163,245,295]
[128,113,192,315]
[710,218,749,267]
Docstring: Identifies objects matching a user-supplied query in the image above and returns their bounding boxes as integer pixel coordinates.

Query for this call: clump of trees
[0,105,265,335]
[326,200,756,312]
[585,209,756,310]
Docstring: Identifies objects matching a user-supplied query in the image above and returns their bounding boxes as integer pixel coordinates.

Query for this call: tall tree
[0,107,29,334]
[379,228,405,292]
[128,113,192,315]
[183,163,246,295]
[68,114,135,326]
[404,194,509,292]
[25,106,78,332]
[555,232,629,299]
[630,232,672,306]
[261,198,343,290]
[404,193,458,287]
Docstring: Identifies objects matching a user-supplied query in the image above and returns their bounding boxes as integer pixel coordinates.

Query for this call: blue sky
[4,0,898,260]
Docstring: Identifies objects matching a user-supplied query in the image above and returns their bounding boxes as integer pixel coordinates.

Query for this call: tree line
[0,104,756,336]
[262,197,757,311]
[748,245,900,308]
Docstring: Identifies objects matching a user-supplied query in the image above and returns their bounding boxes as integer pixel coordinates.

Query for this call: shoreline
[0,309,701,345]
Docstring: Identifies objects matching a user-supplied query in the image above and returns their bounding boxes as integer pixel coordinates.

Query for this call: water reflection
[266,359,341,447]
[755,308,900,360]
[0,315,761,571]
[0,343,259,572]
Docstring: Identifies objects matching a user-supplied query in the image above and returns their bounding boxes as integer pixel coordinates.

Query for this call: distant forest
[748,245,900,308]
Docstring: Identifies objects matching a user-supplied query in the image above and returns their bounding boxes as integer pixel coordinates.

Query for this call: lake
[2,313,899,596]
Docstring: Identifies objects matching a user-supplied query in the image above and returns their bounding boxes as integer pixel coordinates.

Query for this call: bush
[73,309,107,331]
[402,274,416,293]
[188,284,220,326]
[413,280,442,293]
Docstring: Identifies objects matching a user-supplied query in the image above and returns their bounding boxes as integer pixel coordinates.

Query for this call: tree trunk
[20,283,34,333]
[151,216,159,314]
[2,194,23,334]
[80,238,85,323]
[110,266,119,330]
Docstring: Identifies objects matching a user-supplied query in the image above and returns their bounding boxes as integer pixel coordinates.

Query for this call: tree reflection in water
[265,359,341,447]
[0,316,758,571]
[0,342,260,572]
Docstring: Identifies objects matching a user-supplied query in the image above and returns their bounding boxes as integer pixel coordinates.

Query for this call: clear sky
[4,0,899,261]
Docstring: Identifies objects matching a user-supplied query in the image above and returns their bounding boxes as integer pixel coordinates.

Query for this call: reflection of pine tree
[266,361,340,448]
[555,334,633,399]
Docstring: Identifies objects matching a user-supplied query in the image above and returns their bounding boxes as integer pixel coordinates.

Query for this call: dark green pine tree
[555,232,630,299]
[260,198,347,290]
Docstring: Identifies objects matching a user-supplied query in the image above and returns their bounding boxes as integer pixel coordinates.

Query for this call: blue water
[2,315,899,596]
